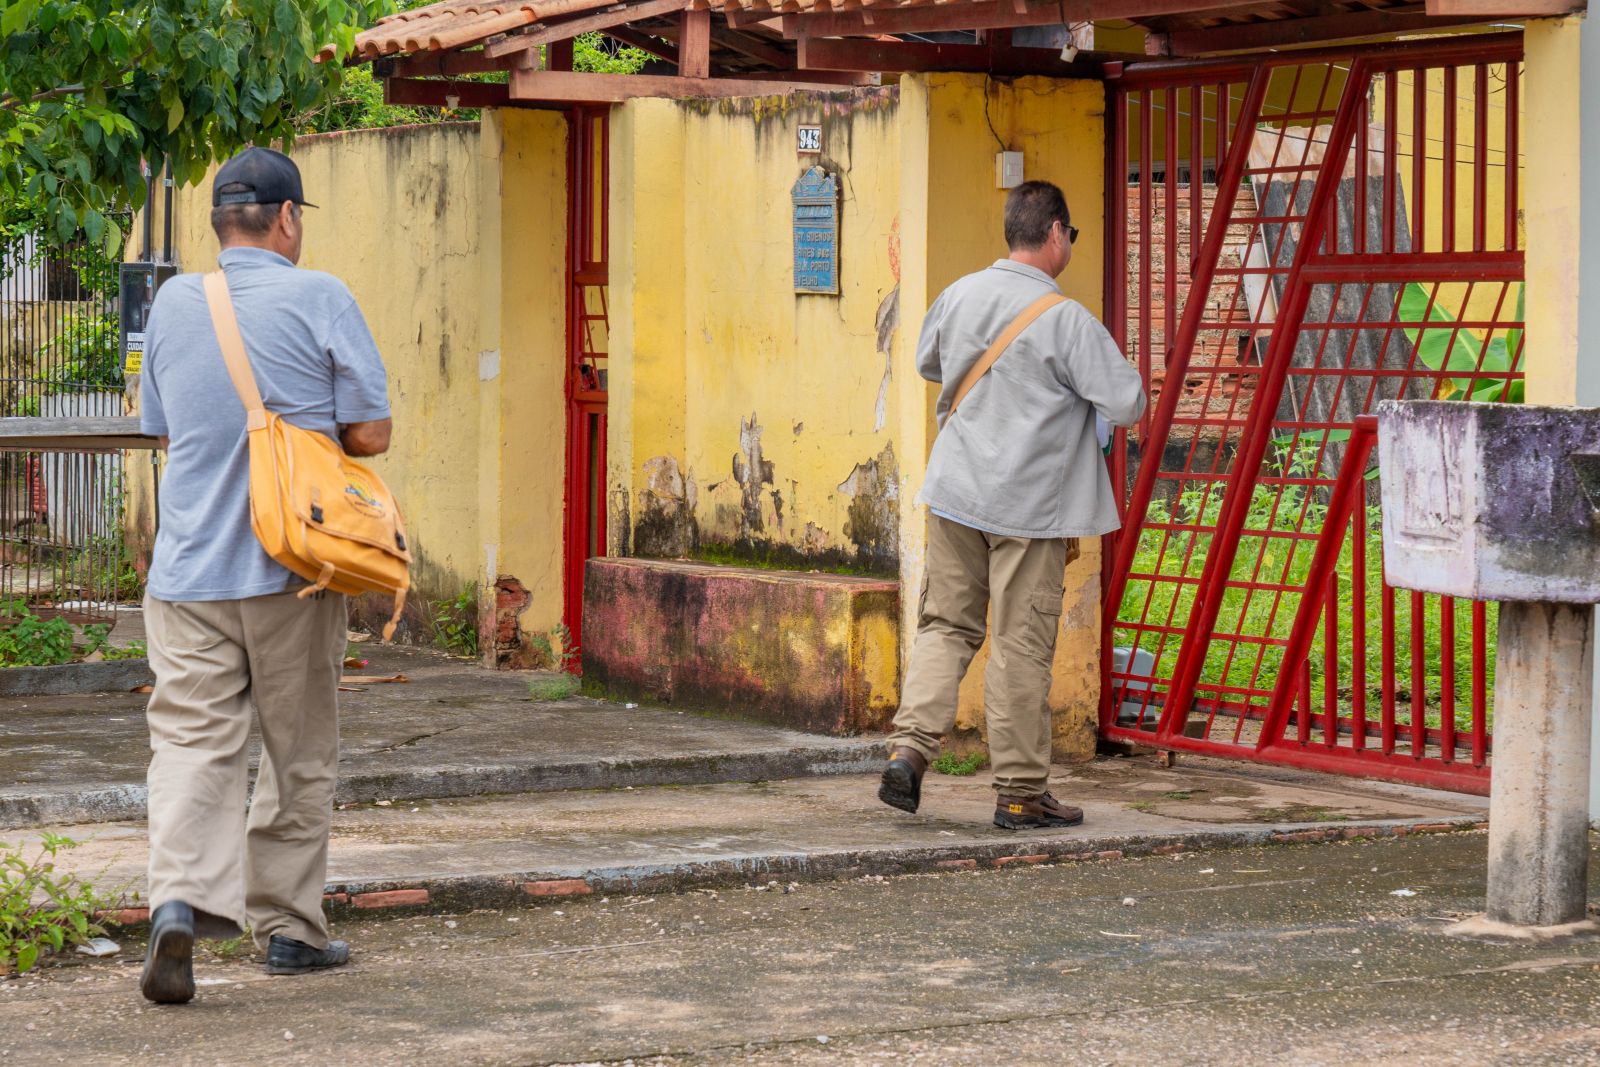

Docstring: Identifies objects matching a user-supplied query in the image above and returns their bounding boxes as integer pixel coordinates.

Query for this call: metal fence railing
[0,230,132,623]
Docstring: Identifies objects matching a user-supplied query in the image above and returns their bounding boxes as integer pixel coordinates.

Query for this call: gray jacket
[915,260,1147,539]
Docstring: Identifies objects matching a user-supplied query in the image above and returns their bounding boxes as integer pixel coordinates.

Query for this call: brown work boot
[994,791,1085,830]
[878,747,929,814]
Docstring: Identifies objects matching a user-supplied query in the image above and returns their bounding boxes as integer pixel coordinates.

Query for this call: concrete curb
[98,816,1490,929]
[0,660,152,697]
[0,743,884,829]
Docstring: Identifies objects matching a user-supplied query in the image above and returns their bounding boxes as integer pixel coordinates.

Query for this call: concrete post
[1486,601,1594,928]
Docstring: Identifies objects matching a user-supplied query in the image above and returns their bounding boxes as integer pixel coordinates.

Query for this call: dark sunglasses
[1060,221,1079,245]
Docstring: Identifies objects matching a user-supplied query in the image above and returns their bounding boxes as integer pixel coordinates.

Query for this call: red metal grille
[1103,37,1525,794]
[564,106,609,658]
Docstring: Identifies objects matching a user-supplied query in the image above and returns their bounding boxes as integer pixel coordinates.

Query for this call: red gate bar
[563,106,611,660]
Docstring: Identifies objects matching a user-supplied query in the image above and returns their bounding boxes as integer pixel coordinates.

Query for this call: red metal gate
[564,106,609,656]
[1102,36,1526,794]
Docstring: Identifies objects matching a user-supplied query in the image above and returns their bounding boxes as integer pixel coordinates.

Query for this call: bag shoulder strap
[202,271,268,425]
[946,291,1067,419]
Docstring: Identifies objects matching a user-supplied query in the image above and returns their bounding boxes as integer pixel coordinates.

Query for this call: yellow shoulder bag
[202,271,411,639]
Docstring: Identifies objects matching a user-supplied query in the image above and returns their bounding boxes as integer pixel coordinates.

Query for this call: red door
[563,107,609,661]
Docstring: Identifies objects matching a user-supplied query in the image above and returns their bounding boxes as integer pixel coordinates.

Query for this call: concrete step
[31,756,1486,921]
[0,644,880,828]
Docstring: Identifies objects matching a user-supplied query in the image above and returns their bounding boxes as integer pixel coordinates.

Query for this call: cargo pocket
[1024,585,1065,657]
[1030,587,1064,618]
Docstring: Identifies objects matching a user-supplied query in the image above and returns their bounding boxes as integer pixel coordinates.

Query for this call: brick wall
[1123,182,1261,432]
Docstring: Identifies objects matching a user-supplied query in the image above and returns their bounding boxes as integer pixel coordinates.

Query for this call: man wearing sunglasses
[879,180,1146,830]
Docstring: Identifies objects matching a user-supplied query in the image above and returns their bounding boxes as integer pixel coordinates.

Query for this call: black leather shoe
[265,935,351,975]
[140,902,196,1005]
[878,747,929,814]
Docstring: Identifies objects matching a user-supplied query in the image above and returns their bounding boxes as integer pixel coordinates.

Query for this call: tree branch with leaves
[1,0,389,248]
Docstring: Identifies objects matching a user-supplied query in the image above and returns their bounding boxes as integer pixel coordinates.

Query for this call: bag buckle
[310,505,324,524]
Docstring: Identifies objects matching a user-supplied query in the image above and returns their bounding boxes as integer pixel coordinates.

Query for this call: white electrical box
[996,151,1024,189]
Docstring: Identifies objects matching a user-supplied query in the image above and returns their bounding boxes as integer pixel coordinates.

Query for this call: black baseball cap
[212,147,317,208]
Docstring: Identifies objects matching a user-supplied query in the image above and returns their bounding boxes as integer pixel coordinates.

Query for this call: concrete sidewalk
[2,832,1595,1066]
[29,754,1485,912]
[0,643,880,827]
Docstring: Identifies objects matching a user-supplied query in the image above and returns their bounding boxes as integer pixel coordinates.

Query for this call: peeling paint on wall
[837,443,900,570]
[618,91,907,580]
[801,522,831,555]
[609,486,632,558]
[873,286,899,433]
[478,349,500,381]
[733,412,775,536]
[634,455,698,558]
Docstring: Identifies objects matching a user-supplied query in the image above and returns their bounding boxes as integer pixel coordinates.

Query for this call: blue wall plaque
[792,166,839,295]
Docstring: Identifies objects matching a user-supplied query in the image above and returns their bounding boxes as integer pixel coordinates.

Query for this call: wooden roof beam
[710,26,793,68]
[603,25,680,62]
[1139,1,1297,31]
[726,9,782,30]
[679,8,711,77]
[508,66,852,101]
[385,76,513,108]
[481,0,690,58]
[1146,5,1495,55]
[797,35,1101,75]
[782,4,1061,38]
[779,0,1259,40]
[389,50,519,77]
[1424,0,1581,13]
[722,68,878,84]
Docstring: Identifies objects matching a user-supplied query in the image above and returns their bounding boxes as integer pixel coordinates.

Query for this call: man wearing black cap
[136,147,393,1004]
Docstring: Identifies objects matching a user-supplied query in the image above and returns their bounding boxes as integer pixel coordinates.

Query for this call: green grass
[931,751,989,776]
[528,673,581,703]
[1117,440,1497,734]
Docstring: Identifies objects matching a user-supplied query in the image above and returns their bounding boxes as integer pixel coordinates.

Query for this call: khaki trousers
[889,514,1078,797]
[144,590,346,951]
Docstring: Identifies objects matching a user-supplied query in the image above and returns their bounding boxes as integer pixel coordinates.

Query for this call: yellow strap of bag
[945,292,1067,422]
[202,271,411,640]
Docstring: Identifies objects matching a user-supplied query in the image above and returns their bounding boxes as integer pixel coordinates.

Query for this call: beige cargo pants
[888,513,1078,797]
[144,590,346,951]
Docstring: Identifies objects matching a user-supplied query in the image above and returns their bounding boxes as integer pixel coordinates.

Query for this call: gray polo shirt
[916,259,1147,539]
[140,247,391,602]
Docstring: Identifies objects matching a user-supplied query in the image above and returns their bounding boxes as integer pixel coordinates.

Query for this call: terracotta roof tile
[330,0,625,61]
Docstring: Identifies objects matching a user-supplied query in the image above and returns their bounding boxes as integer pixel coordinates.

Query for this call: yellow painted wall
[128,118,570,657]
[683,92,903,565]
[477,109,571,658]
[1522,17,1582,406]
[608,100,690,557]
[610,90,904,570]
[297,124,487,603]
